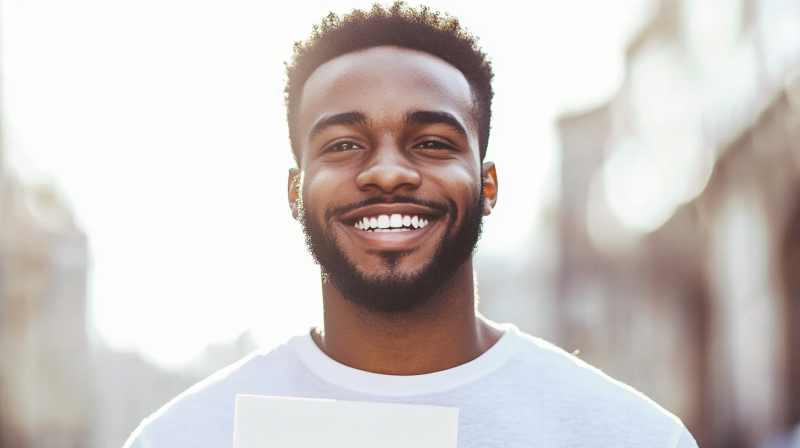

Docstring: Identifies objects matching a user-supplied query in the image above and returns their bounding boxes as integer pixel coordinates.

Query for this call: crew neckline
[291,323,521,396]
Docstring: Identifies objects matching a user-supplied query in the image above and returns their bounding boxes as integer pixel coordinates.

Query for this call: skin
[287,46,502,375]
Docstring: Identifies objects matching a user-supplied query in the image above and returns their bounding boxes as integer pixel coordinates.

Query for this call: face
[288,46,498,313]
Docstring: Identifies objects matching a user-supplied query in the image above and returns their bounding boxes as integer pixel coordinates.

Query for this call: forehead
[297,46,476,144]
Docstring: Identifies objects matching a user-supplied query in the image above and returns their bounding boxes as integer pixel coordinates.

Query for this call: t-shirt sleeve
[674,426,699,448]
[122,434,144,448]
[121,419,150,448]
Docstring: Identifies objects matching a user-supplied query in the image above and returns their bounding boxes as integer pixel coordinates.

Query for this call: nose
[356,138,421,194]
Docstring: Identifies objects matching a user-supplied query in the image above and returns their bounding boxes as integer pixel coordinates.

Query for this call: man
[124,3,698,447]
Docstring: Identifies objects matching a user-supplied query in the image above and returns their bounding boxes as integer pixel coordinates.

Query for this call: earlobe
[288,168,301,220]
[482,162,498,216]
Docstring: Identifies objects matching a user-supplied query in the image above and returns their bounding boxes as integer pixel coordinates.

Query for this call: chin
[357,264,425,282]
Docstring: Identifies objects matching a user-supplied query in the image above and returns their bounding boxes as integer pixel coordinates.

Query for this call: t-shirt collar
[291,323,521,396]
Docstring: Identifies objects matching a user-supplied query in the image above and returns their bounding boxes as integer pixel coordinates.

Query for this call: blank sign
[233,395,459,448]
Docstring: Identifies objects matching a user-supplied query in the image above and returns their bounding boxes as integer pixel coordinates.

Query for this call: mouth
[337,203,445,249]
[351,213,431,232]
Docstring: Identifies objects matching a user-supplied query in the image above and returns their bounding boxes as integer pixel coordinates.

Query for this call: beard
[299,187,485,314]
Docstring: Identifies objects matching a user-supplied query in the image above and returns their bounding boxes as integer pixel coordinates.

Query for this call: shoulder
[503,327,694,447]
[123,336,305,448]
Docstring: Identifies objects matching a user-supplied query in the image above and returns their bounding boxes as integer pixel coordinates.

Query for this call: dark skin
[287,46,502,375]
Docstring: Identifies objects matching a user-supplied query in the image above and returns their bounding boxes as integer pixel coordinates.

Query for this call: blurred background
[0,0,798,447]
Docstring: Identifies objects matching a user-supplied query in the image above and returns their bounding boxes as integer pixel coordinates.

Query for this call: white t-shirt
[123,324,698,448]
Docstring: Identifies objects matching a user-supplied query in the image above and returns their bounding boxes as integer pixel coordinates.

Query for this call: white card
[233,394,459,448]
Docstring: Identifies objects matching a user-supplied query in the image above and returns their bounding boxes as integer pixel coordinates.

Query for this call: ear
[288,168,301,220]
[482,162,498,216]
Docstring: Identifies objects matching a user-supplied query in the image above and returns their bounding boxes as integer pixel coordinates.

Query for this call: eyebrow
[307,111,367,144]
[405,110,468,138]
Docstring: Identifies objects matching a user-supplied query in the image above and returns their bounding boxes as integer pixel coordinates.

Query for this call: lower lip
[340,220,438,249]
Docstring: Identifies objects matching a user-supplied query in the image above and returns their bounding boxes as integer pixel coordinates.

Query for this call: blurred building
[0,178,92,448]
[556,1,800,447]
[0,174,260,448]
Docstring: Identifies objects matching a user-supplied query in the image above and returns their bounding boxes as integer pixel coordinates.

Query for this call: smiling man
[124,4,698,447]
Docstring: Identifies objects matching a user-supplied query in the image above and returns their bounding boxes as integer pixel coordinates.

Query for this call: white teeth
[390,214,403,228]
[353,214,430,231]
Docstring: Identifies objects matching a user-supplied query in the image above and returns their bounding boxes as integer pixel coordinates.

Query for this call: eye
[324,141,363,152]
[415,140,456,151]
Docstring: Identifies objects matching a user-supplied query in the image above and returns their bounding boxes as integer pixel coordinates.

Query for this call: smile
[353,214,430,232]
[337,202,444,249]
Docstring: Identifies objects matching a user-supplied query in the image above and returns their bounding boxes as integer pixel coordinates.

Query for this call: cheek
[427,164,481,200]
[302,168,349,212]
[423,166,482,228]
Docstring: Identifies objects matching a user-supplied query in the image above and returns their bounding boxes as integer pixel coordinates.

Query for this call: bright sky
[2,0,649,369]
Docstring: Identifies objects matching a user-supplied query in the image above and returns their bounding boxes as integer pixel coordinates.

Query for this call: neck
[311,259,503,375]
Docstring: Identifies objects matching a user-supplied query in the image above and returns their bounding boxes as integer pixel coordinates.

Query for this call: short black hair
[285,2,494,165]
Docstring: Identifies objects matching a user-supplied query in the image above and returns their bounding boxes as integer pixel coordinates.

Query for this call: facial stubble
[300,186,485,314]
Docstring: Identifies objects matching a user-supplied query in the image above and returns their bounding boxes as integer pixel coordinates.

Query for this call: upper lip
[338,203,444,223]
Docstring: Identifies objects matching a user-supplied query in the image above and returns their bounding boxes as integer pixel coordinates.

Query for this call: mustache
[324,195,453,222]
